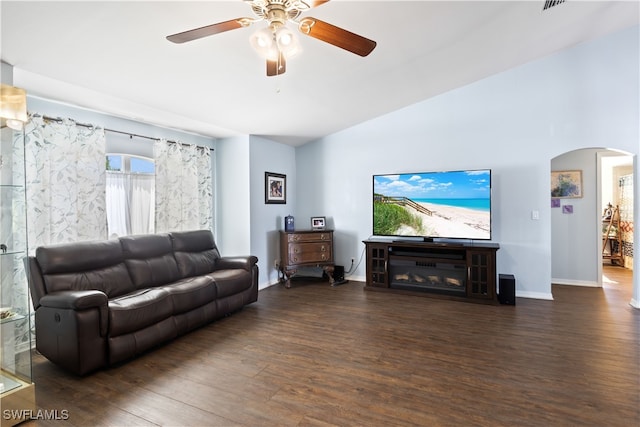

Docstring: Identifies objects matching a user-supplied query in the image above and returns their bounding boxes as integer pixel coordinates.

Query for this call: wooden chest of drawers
[280,230,334,287]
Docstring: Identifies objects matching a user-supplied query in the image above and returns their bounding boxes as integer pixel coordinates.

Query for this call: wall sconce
[0,84,28,130]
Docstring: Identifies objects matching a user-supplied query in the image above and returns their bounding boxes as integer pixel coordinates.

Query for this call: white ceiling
[1,1,638,146]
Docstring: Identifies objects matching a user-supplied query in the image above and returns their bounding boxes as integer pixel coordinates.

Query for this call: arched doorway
[551,148,636,307]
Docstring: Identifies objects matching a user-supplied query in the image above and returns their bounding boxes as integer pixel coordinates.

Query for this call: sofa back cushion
[170,230,220,278]
[35,239,135,298]
[119,234,181,288]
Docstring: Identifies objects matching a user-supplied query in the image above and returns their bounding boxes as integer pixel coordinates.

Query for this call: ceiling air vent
[543,0,566,11]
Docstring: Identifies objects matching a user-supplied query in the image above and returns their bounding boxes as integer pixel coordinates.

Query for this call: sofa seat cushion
[109,288,173,337]
[161,276,217,314]
[210,269,253,299]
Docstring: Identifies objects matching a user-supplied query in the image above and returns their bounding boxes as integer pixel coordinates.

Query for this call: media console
[363,239,499,304]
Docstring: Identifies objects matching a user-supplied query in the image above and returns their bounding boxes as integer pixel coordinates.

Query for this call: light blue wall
[1,61,14,84]
[26,96,214,150]
[249,136,296,289]
[550,149,602,285]
[294,25,639,300]
[216,135,251,257]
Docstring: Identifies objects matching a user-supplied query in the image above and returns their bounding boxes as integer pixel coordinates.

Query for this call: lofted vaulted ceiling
[1,1,638,146]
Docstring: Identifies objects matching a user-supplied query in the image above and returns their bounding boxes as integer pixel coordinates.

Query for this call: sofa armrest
[40,290,108,310]
[216,256,258,272]
[39,290,109,336]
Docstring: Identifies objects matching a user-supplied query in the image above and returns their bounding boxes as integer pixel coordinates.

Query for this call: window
[107,154,155,174]
[106,154,155,237]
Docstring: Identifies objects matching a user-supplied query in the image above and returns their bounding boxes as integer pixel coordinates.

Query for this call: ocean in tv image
[373,170,491,240]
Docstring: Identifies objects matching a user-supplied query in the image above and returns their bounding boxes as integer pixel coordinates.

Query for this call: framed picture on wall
[551,170,583,198]
[265,172,286,204]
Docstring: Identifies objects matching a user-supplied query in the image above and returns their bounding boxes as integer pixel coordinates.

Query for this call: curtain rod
[34,114,214,150]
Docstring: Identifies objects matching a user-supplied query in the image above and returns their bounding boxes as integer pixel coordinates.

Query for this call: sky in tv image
[373,170,491,239]
[374,170,491,210]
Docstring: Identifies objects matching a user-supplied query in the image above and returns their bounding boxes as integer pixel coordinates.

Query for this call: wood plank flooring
[23,266,638,426]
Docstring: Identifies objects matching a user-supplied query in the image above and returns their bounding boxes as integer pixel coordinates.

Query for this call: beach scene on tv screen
[373,170,491,240]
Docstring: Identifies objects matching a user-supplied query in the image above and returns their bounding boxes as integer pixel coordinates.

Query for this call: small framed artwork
[311,216,326,230]
[265,172,286,204]
[551,199,561,208]
[551,170,583,198]
[562,205,574,214]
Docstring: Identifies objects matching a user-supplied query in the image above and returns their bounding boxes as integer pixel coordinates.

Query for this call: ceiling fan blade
[305,0,331,9]
[266,51,286,76]
[298,17,376,57]
[167,18,252,44]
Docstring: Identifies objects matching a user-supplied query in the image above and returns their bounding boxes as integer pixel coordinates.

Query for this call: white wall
[249,136,296,289]
[295,25,639,300]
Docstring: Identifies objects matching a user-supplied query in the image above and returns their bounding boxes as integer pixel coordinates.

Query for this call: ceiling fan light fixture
[255,30,272,48]
[278,31,292,46]
[275,27,300,57]
[250,27,276,58]
[251,26,300,60]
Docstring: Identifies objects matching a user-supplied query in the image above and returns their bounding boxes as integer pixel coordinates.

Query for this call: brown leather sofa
[27,230,258,375]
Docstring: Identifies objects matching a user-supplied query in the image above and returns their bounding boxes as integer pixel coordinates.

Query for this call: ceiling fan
[166,0,377,76]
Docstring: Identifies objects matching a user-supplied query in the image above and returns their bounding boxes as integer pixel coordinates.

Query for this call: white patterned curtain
[24,116,107,252]
[154,140,213,232]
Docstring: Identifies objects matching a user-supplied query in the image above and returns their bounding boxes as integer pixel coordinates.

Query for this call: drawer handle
[321,234,326,240]
[293,257,298,262]
[321,246,326,252]
[294,248,299,253]
[321,254,326,260]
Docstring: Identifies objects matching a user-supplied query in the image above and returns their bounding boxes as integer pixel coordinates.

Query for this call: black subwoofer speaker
[498,274,516,305]
[333,265,345,282]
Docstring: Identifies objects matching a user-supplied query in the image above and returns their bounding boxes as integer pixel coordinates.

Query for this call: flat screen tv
[373,169,492,241]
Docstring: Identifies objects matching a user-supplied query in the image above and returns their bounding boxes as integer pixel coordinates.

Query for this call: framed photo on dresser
[311,216,326,230]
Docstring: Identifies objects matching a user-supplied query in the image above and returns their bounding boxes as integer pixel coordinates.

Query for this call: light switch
[531,210,540,220]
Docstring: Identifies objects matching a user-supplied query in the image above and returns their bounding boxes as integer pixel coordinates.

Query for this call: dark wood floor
[25,266,638,426]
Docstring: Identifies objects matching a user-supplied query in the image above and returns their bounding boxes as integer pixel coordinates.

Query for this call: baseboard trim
[517,290,554,300]
[552,278,600,287]
[259,280,280,290]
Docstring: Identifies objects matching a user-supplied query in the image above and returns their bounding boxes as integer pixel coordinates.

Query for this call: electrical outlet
[351,257,355,264]
[274,260,279,269]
